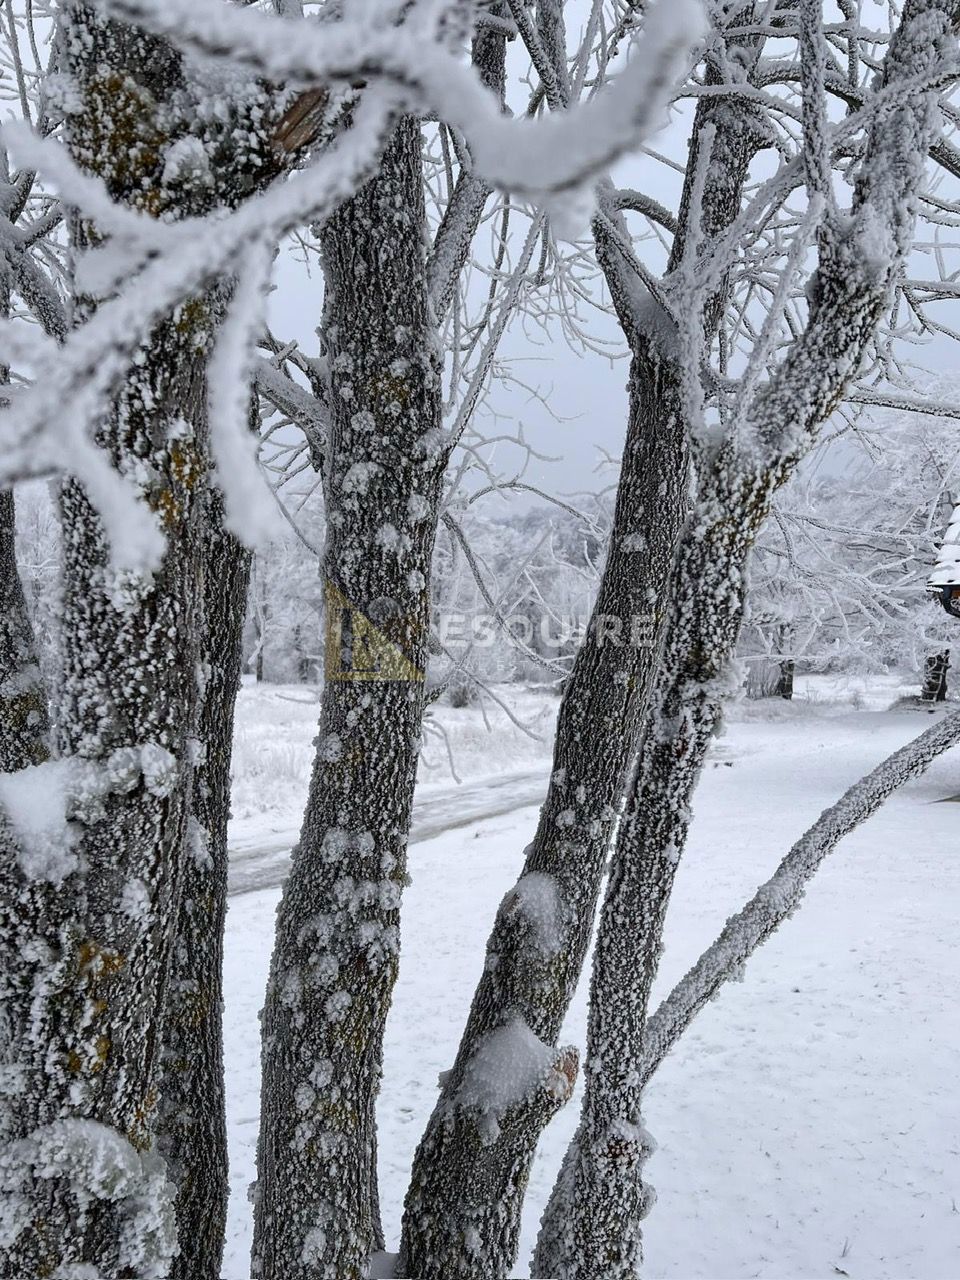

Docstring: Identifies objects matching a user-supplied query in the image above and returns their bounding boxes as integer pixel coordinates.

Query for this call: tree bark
[921,650,949,702]
[252,117,445,1280]
[0,198,50,774]
[642,706,960,1081]
[0,502,49,775]
[777,657,795,700]
[398,338,687,1280]
[0,9,220,1274]
[534,3,959,1272]
[155,505,251,1280]
[399,37,766,1279]
[0,322,213,1279]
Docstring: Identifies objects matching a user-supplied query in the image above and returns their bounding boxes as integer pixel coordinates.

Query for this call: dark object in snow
[928,503,960,617]
[935,584,960,619]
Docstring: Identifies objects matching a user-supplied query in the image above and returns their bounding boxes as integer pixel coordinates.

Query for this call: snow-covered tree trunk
[0,356,210,1278]
[532,461,767,1279]
[155,503,251,1280]
[398,49,765,1280]
[0,9,223,1274]
[776,656,795,700]
[397,342,687,1280]
[252,117,445,1280]
[0,351,53,1194]
[0,211,49,774]
[0,329,57,1279]
[0,7,329,1269]
[534,3,959,1273]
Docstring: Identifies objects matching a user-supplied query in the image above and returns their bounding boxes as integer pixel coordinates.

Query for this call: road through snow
[227,767,549,896]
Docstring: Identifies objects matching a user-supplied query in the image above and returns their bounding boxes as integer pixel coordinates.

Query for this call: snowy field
[223,677,960,1279]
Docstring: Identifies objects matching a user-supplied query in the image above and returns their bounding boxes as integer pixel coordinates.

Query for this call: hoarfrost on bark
[0,1120,178,1279]
[99,0,701,197]
[0,760,73,883]
[455,1017,561,1143]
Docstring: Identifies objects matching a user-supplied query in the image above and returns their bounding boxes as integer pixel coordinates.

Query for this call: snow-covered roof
[929,502,960,588]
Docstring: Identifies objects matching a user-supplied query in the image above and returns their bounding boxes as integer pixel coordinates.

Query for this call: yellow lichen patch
[367,369,411,414]
[77,940,126,985]
[90,1035,111,1074]
[173,296,213,341]
[128,1086,159,1152]
[150,437,207,530]
[153,485,179,530]
[170,436,205,491]
[78,72,169,214]
[171,985,211,1031]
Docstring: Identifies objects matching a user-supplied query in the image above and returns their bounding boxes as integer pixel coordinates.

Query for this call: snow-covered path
[227,768,548,895]
[222,702,960,1278]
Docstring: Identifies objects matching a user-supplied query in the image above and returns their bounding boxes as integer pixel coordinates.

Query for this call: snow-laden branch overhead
[0,89,396,564]
[98,0,703,198]
[0,0,701,567]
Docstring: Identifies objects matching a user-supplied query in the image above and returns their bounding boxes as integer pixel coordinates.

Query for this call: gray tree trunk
[252,117,446,1280]
[0,346,211,1280]
[534,3,957,1271]
[777,657,795,700]
[0,504,49,774]
[1,8,352,1276]
[397,337,687,1280]
[156,505,251,1280]
[642,705,960,1081]
[398,45,765,1280]
[0,192,50,773]
[0,329,57,1280]
[0,9,216,1274]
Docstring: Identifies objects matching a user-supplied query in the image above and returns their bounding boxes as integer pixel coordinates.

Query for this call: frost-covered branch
[642,706,960,1079]
[99,0,701,198]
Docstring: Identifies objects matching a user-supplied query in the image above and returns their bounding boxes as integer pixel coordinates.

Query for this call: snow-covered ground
[223,677,960,1278]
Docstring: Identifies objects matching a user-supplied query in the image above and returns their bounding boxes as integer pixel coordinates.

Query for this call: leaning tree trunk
[397,332,688,1280]
[535,2,957,1271]
[642,705,960,1081]
[533,461,766,1280]
[398,42,767,1278]
[252,117,446,1280]
[155,503,251,1280]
